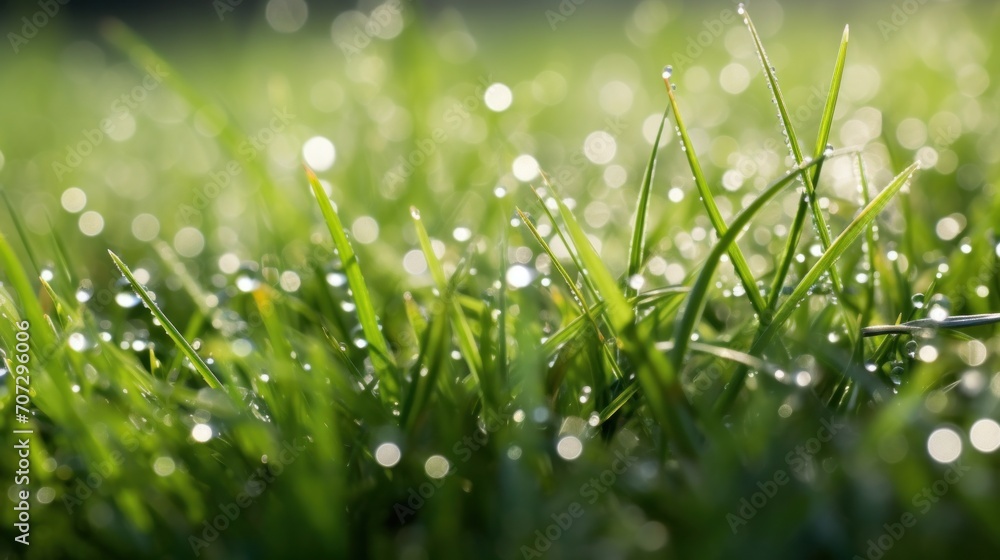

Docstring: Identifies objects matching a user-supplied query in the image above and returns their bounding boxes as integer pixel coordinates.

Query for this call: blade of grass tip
[662,66,769,320]
[550,195,699,455]
[153,240,215,318]
[861,313,1000,336]
[626,105,671,298]
[767,23,850,308]
[742,7,846,301]
[672,155,828,370]
[108,250,222,390]
[410,206,487,406]
[305,166,398,397]
[718,162,920,412]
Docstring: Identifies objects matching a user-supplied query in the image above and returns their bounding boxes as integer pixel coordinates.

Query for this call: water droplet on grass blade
[115,289,141,308]
[325,272,347,287]
[661,65,673,80]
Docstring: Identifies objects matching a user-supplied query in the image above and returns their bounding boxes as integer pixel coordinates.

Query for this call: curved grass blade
[718,162,921,412]
[108,250,222,389]
[517,207,625,383]
[763,21,850,308]
[305,166,398,398]
[662,69,768,319]
[533,178,599,300]
[626,105,671,298]
[410,206,487,405]
[549,194,699,456]
[672,155,829,370]
[400,306,450,431]
[0,189,41,276]
[0,228,53,349]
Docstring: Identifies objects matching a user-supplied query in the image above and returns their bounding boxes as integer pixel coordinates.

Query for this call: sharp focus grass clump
[2,4,1000,559]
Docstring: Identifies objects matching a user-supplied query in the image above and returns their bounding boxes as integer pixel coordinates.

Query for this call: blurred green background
[2,0,1000,558]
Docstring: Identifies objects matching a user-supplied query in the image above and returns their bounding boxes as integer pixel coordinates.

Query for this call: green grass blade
[108,250,222,389]
[858,154,878,330]
[410,206,487,404]
[861,313,1000,336]
[306,166,398,398]
[517,208,625,382]
[0,189,41,276]
[533,178,599,300]
[0,229,52,349]
[549,194,699,454]
[400,306,450,431]
[626,105,670,298]
[718,162,920,411]
[672,156,827,369]
[751,16,849,307]
[813,25,850,164]
[662,69,769,319]
[760,161,920,348]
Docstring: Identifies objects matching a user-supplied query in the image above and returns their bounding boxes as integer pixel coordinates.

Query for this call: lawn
[2,1,1000,558]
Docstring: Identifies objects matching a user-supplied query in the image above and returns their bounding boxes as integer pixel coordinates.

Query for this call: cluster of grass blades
[4,7,1000,560]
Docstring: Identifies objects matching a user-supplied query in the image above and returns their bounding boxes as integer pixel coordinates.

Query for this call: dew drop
[661,65,673,80]
[115,290,141,308]
[325,272,347,287]
[75,287,93,303]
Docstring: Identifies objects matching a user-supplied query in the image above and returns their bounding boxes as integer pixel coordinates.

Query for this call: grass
[2,3,1000,559]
